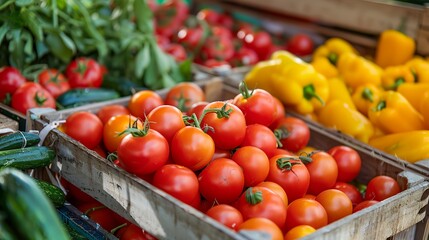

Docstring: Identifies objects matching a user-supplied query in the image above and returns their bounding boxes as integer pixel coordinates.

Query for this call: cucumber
[56,88,120,109]
[0,168,70,240]
[0,146,55,170]
[35,179,66,208]
[0,131,40,151]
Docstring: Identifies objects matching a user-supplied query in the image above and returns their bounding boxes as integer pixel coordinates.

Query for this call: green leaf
[8,30,24,69]
[179,59,192,81]
[133,0,154,34]
[0,22,10,45]
[45,32,74,63]
[15,0,33,7]
[161,73,176,89]
[143,58,160,89]
[135,44,150,79]
[21,10,44,41]
[59,32,76,55]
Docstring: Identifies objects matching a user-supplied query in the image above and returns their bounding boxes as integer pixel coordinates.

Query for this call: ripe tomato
[284,225,316,240]
[176,27,204,51]
[93,145,107,158]
[303,194,317,200]
[97,104,131,125]
[0,66,26,102]
[200,101,246,150]
[196,9,220,26]
[305,151,338,195]
[269,97,286,130]
[152,164,199,206]
[66,57,103,88]
[286,33,314,56]
[240,124,278,158]
[270,148,294,157]
[273,117,310,153]
[154,0,189,38]
[186,101,209,120]
[231,146,269,187]
[328,145,362,182]
[128,90,164,119]
[285,198,328,231]
[230,47,259,67]
[266,155,310,202]
[333,182,363,207]
[364,175,401,201]
[164,82,205,112]
[238,218,284,240]
[38,68,70,99]
[77,202,119,232]
[218,13,234,30]
[353,200,379,213]
[147,105,185,143]
[164,43,187,62]
[233,87,276,126]
[236,23,254,41]
[256,181,288,208]
[202,59,231,68]
[200,35,234,61]
[11,82,56,114]
[244,31,273,59]
[120,224,157,240]
[236,187,287,229]
[206,204,243,230]
[315,189,353,223]
[64,111,103,149]
[170,126,214,171]
[117,129,169,175]
[198,158,244,204]
[61,178,94,204]
[103,115,143,153]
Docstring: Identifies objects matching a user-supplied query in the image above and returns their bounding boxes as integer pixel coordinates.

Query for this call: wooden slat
[0,113,18,132]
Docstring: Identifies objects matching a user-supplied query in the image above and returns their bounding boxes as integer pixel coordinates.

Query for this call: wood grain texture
[0,113,18,131]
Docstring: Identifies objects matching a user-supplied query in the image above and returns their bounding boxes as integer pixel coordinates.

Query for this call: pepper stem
[375,100,387,111]
[327,52,338,66]
[361,88,374,103]
[389,77,405,90]
[303,84,325,106]
[245,187,263,205]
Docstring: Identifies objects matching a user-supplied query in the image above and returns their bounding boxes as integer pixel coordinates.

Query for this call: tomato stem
[239,81,254,99]
[274,127,292,148]
[110,223,128,236]
[34,91,47,106]
[118,118,149,137]
[84,205,106,216]
[245,187,263,205]
[199,103,232,122]
[276,157,300,170]
[175,91,188,112]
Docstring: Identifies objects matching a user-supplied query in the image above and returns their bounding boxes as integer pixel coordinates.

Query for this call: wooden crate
[28,79,429,240]
[0,113,18,133]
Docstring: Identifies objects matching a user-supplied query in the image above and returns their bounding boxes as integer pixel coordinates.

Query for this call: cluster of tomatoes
[0,58,104,114]
[59,81,401,240]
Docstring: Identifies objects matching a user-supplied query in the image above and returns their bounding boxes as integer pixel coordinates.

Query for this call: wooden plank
[0,113,18,132]
[0,104,26,131]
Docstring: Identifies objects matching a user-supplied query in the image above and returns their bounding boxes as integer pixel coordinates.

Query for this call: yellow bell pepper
[243,58,284,93]
[271,50,305,65]
[311,57,339,79]
[368,91,425,134]
[375,29,415,68]
[419,91,429,129]
[381,65,414,90]
[337,52,383,89]
[397,83,429,110]
[406,57,429,83]
[352,83,383,116]
[313,38,358,66]
[327,77,356,110]
[318,100,374,143]
[369,130,429,163]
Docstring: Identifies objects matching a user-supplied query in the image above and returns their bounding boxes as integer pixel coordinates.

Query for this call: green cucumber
[0,168,70,240]
[0,146,55,170]
[56,88,120,109]
[0,131,40,151]
[34,179,66,208]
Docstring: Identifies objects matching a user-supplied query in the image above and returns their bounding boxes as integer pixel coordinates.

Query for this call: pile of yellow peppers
[244,30,429,163]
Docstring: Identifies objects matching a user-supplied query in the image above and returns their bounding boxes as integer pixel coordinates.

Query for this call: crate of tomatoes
[27,77,428,240]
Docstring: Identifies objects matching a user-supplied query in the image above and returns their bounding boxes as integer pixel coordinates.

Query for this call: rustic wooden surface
[0,113,18,132]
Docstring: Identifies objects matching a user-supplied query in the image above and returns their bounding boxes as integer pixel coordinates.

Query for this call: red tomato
[256,181,288,208]
[93,145,107,158]
[212,148,231,161]
[66,57,103,88]
[304,151,338,195]
[77,202,119,232]
[238,218,284,240]
[37,69,70,99]
[285,198,328,231]
[230,47,259,67]
[236,187,287,229]
[164,82,205,112]
[128,90,164,119]
[200,35,234,61]
[231,146,269,187]
[0,66,26,102]
[284,225,316,240]
[206,204,243,230]
[244,31,273,59]
[202,59,231,69]
[286,34,314,56]
[147,105,185,143]
[364,175,401,201]
[270,148,294,157]
[97,104,131,125]
[236,23,254,41]
[61,178,94,204]
[120,224,157,240]
[152,164,199,206]
[333,182,363,207]
[273,117,310,153]
[218,13,234,30]
[315,189,353,223]
[266,154,310,202]
[11,82,56,114]
[328,145,362,182]
[186,101,209,120]
[64,111,103,149]
[269,97,286,129]
[200,101,246,150]
[196,9,220,26]
[170,126,214,171]
[353,200,379,213]
[164,43,187,62]
[103,115,143,153]
[233,87,276,126]
[154,0,189,38]
[240,124,278,158]
[156,34,170,50]
[176,27,204,51]
[198,158,244,204]
[117,129,169,175]
[303,194,317,200]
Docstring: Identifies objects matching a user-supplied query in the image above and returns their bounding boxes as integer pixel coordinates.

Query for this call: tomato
[196,9,220,26]
[200,34,234,61]
[273,117,310,153]
[315,189,353,223]
[147,105,185,143]
[236,186,287,229]
[328,145,362,182]
[186,101,209,120]
[333,182,363,207]
[353,200,379,213]
[170,126,214,171]
[38,68,70,99]
[202,59,231,69]
[66,57,103,88]
[303,194,317,200]
[270,148,294,157]
[304,151,338,195]
[93,145,107,158]
[244,31,273,59]
[60,178,94,204]
[120,224,157,240]
[233,87,276,126]
[64,111,103,149]
[364,175,401,201]
[152,164,199,206]
[117,129,169,175]
[198,158,244,204]
[206,204,243,230]
[0,66,26,102]
[156,34,170,50]
[128,90,164,119]
[164,43,187,62]
[176,26,204,51]
[103,115,143,153]
[155,0,189,38]
[238,218,283,240]
[231,146,269,187]
[240,124,278,158]
[236,23,254,41]
[230,47,259,67]
[256,181,288,208]
[200,101,246,150]
[97,104,131,125]
[266,154,310,202]
[11,82,56,114]
[164,82,205,112]
[286,33,314,56]
[269,97,286,130]
[284,225,316,240]
[285,198,328,231]
[77,202,119,231]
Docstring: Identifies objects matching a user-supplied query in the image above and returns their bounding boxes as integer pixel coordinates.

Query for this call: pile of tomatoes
[59,82,401,240]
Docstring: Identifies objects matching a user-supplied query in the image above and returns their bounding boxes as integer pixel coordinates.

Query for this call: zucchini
[102,75,148,96]
[0,168,70,240]
[0,131,40,151]
[0,146,55,170]
[35,179,66,208]
[56,88,120,109]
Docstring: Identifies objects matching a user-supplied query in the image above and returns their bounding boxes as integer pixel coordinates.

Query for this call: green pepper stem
[389,77,405,90]
[303,84,325,106]
[375,100,387,111]
[361,87,374,102]
[327,52,338,66]
[245,187,263,205]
